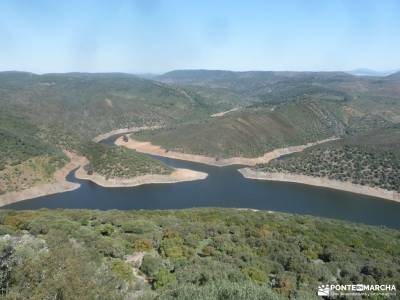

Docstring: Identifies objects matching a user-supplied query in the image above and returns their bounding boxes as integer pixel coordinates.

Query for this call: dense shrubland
[0,72,212,193]
[0,72,211,138]
[256,127,400,192]
[0,110,170,192]
[133,95,398,159]
[134,101,337,158]
[0,209,398,299]
[137,70,400,158]
[1,71,399,192]
[0,111,67,194]
[81,142,172,179]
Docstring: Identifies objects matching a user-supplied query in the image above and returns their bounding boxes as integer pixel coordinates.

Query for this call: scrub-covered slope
[0,72,209,193]
[0,71,210,139]
[157,70,400,119]
[1,70,399,193]
[134,100,339,158]
[0,110,67,194]
[254,126,400,192]
[0,208,398,299]
[134,70,400,159]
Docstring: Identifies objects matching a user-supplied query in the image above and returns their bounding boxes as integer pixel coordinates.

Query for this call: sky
[0,0,399,74]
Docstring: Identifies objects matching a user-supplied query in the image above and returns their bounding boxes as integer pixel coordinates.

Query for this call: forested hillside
[254,126,400,192]
[134,100,338,158]
[157,70,400,121]
[130,70,400,159]
[0,72,211,139]
[1,70,399,193]
[0,208,398,299]
[0,72,211,193]
[82,142,172,179]
[0,110,67,194]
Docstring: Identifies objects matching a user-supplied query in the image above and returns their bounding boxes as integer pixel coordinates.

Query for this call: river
[5,134,400,229]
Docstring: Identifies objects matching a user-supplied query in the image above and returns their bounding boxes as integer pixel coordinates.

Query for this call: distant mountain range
[157,68,400,79]
[346,68,399,77]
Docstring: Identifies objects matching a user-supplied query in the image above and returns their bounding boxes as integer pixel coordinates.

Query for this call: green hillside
[81,142,172,179]
[132,98,395,159]
[132,70,400,159]
[0,110,67,194]
[255,126,400,191]
[0,72,211,139]
[1,70,399,192]
[0,72,210,192]
[157,70,356,108]
[0,208,398,299]
[158,70,400,122]
[134,100,339,158]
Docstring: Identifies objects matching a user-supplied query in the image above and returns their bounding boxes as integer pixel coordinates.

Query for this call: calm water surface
[5,134,400,229]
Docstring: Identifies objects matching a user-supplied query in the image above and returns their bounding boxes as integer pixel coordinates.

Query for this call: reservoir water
[5,134,400,229]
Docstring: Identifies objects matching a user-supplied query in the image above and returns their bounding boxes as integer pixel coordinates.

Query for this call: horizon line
[1,68,399,76]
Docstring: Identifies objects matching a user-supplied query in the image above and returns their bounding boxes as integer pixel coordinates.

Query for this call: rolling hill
[134,100,340,158]
[157,70,400,120]
[0,72,212,193]
[1,70,399,193]
[131,70,400,159]
[0,71,212,139]
[157,70,356,110]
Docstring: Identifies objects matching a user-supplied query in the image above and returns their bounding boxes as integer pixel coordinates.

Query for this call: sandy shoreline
[0,135,208,206]
[238,168,400,203]
[116,136,339,167]
[0,151,85,207]
[3,125,394,206]
[75,167,207,187]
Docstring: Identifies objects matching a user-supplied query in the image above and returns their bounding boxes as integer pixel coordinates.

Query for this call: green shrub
[140,255,163,278]
[152,268,177,290]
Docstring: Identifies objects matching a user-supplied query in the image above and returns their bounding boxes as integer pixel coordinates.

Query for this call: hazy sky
[1,0,399,73]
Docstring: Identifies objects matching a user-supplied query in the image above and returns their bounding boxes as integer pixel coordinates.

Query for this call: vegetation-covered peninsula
[0,72,210,194]
[81,142,172,179]
[1,70,399,201]
[254,126,400,193]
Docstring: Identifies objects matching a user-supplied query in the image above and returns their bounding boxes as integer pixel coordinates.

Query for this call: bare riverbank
[116,136,339,167]
[0,132,208,206]
[0,151,85,207]
[238,168,400,203]
[75,167,207,187]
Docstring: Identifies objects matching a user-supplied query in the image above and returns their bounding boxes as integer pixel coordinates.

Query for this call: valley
[2,2,399,299]
[1,70,399,206]
[0,69,399,299]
